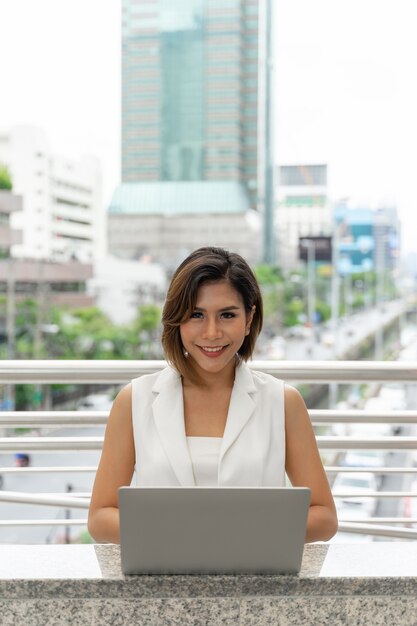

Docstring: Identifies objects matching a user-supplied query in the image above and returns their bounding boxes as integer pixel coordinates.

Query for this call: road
[256,299,406,361]
[0,426,103,544]
[333,333,417,542]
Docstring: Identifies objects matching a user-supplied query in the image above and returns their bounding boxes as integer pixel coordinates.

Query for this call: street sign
[299,236,332,262]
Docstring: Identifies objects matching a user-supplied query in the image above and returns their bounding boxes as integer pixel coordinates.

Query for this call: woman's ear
[245,305,256,335]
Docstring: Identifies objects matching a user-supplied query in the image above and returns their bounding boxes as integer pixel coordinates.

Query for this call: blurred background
[0,0,416,544]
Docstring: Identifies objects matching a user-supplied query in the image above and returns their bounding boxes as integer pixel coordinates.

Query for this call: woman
[88,247,337,543]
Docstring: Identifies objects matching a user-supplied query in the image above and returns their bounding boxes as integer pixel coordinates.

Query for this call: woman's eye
[221,312,235,319]
[190,311,203,319]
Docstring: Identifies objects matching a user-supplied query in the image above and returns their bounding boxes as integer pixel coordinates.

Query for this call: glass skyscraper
[121,0,265,209]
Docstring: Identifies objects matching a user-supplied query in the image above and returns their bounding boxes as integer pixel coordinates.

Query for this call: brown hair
[161,247,263,382]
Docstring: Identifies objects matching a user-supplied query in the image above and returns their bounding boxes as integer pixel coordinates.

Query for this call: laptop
[118,486,311,575]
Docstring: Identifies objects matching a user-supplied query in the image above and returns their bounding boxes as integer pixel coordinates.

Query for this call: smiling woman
[179,281,253,380]
[162,248,261,387]
[88,247,337,545]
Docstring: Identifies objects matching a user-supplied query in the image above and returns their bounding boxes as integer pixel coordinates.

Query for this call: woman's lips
[197,345,228,358]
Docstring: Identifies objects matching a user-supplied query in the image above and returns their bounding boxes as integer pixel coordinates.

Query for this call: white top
[186,436,222,486]
[131,363,286,487]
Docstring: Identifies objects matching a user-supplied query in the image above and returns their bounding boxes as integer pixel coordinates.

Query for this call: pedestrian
[88,247,337,544]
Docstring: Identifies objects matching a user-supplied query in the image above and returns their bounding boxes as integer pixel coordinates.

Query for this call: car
[342,450,387,469]
[284,326,312,340]
[350,397,395,437]
[78,393,113,411]
[399,345,417,361]
[14,453,30,467]
[341,451,387,488]
[265,336,286,360]
[400,327,417,348]
[378,383,407,410]
[403,478,417,528]
[321,332,335,347]
[332,471,378,518]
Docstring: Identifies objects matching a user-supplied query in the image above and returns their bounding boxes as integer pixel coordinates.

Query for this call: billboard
[299,236,332,262]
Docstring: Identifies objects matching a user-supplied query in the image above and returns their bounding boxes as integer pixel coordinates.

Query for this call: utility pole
[329,220,341,409]
[374,235,385,359]
[307,241,316,328]
[34,260,52,409]
[5,259,15,410]
[263,0,275,264]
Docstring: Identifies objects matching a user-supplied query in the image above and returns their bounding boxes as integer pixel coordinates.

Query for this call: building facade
[0,190,94,310]
[108,181,262,268]
[334,202,401,276]
[275,164,331,270]
[121,0,265,210]
[0,126,103,263]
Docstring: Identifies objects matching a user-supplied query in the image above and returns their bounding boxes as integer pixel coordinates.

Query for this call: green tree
[254,264,282,285]
[0,163,12,190]
[254,265,285,332]
[129,304,162,358]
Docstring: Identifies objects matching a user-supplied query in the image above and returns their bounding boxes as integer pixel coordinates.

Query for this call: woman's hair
[161,247,263,381]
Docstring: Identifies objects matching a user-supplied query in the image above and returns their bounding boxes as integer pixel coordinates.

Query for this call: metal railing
[1,359,417,539]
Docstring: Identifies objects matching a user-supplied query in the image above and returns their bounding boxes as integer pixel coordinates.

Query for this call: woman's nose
[201,317,222,339]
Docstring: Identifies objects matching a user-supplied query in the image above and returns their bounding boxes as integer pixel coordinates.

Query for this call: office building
[0,189,94,319]
[108,181,262,268]
[121,0,265,210]
[275,164,331,270]
[0,126,103,262]
[334,202,401,275]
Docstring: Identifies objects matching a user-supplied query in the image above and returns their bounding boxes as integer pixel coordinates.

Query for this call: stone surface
[1,543,417,624]
[0,600,94,626]
[93,598,239,626]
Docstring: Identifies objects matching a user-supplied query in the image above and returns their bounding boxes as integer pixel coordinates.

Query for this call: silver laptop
[118,486,310,575]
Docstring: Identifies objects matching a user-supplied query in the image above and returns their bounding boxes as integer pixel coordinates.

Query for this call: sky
[1,0,416,253]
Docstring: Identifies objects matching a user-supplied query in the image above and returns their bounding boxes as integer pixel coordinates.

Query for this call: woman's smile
[180,280,253,380]
[197,344,230,357]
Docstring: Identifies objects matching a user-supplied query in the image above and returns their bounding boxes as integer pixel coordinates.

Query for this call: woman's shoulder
[131,365,180,390]
[112,382,132,408]
[283,383,305,406]
[247,366,304,406]
[248,366,285,390]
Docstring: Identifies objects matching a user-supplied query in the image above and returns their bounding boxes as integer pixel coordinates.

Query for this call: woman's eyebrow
[193,305,241,312]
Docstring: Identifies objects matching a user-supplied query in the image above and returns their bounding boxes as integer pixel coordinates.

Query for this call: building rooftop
[108,181,251,215]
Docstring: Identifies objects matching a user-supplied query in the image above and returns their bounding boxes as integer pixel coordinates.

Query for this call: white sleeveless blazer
[131,361,286,487]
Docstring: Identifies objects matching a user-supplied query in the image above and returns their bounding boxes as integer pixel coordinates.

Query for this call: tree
[0,163,12,190]
[254,265,285,332]
[129,304,162,358]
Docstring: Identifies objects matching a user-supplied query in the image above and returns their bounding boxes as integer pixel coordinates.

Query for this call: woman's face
[179,280,254,382]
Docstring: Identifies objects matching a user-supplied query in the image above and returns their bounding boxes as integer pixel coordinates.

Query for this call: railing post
[65,483,73,544]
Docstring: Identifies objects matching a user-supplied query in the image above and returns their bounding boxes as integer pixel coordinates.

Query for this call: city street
[256,299,407,361]
[0,301,415,544]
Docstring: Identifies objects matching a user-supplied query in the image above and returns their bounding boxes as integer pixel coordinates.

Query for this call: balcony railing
[1,359,417,540]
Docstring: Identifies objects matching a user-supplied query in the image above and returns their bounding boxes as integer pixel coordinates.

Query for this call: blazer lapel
[218,361,257,467]
[151,367,195,486]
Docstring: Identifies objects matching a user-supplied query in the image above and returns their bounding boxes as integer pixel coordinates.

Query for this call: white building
[0,126,103,262]
[89,256,166,325]
[276,164,331,270]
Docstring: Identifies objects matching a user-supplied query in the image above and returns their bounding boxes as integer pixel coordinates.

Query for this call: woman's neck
[182,362,236,392]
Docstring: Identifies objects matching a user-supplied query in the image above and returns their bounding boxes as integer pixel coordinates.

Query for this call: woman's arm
[88,384,135,544]
[284,384,338,543]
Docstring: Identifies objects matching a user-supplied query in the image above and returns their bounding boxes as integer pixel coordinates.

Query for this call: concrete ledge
[1,543,417,625]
